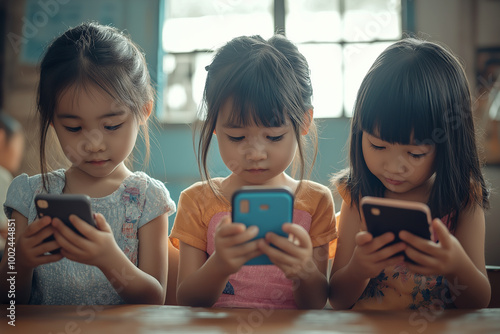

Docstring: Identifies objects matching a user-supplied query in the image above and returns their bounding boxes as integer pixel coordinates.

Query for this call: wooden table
[2,305,500,333]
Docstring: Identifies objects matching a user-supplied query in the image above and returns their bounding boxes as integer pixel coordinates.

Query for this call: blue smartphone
[231,186,294,265]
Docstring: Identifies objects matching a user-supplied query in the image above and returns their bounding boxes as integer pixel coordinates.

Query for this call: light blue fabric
[4,169,176,305]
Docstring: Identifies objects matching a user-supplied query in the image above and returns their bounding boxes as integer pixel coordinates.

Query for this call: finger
[404,245,439,267]
[430,218,451,248]
[217,221,247,238]
[93,213,111,232]
[258,239,296,264]
[220,226,259,247]
[373,242,407,262]
[24,216,52,237]
[52,218,92,252]
[34,253,64,265]
[355,231,373,246]
[231,239,262,257]
[364,232,396,253]
[36,239,61,255]
[281,223,312,249]
[68,213,103,238]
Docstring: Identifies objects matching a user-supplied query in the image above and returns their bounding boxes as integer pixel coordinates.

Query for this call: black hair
[37,22,154,189]
[197,34,317,193]
[334,38,489,231]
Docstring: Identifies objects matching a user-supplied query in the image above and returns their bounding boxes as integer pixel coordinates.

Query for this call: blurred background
[1,0,499,265]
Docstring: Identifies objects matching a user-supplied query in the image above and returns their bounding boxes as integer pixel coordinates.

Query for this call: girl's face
[362,131,436,195]
[215,98,298,187]
[52,84,141,180]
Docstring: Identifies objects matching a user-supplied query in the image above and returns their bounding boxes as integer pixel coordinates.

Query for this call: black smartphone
[232,186,294,265]
[35,194,96,252]
[360,196,433,263]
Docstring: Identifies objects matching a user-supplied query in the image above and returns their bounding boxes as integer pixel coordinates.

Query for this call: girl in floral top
[329,38,490,310]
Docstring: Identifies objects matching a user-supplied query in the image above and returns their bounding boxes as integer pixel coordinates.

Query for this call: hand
[212,216,262,276]
[400,218,465,276]
[52,213,122,269]
[347,231,406,280]
[258,223,316,281]
[15,216,63,270]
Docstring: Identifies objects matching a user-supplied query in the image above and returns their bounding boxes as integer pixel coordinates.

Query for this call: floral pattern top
[4,169,175,305]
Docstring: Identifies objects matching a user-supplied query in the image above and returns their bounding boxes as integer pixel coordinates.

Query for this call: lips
[385,178,404,185]
[87,160,109,166]
[246,168,267,174]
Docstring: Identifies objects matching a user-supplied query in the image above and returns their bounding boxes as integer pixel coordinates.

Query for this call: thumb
[94,213,111,232]
[431,218,451,247]
[355,231,373,246]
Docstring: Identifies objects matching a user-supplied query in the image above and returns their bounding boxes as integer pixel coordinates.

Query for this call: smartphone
[232,186,294,265]
[35,194,96,252]
[360,196,433,262]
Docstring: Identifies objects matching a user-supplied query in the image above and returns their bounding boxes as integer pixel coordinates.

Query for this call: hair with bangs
[37,22,154,190]
[197,34,317,195]
[334,38,489,231]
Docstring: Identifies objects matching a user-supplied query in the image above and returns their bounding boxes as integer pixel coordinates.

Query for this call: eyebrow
[56,110,126,119]
[367,133,431,147]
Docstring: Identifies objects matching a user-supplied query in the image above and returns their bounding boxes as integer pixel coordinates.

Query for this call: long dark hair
[334,38,489,231]
[37,22,154,189]
[197,34,317,193]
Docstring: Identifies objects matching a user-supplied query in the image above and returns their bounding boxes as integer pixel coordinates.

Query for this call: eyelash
[409,153,426,159]
[64,123,123,132]
[370,143,385,150]
[227,135,284,142]
[370,142,426,158]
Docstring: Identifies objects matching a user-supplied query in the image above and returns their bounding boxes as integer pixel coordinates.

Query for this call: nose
[384,155,410,175]
[82,129,106,153]
[244,138,267,161]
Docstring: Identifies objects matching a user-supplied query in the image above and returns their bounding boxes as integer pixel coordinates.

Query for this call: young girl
[0,22,175,305]
[329,38,491,310]
[169,35,336,309]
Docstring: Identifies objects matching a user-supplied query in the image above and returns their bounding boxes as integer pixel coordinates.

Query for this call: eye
[409,152,427,159]
[105,123,124,131]
[64,126,81,133]
[228,135,244,142]
[370,143,385,150]
[267,135,284,142]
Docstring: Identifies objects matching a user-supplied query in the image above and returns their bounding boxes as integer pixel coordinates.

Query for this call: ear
[301,109,313,135]
[142,101,153,123]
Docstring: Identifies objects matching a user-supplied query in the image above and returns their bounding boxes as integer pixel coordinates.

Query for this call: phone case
[232,186,294,265]
[360,196,433,262]
[35,194,96,234]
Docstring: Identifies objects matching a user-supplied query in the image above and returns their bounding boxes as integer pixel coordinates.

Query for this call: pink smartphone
[360,196,433,262]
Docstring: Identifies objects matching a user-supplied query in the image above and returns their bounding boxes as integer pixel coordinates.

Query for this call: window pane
[286,0,341,43]
[163,0,273,52]
[343,42,392,116]
[298,44,343,118]
[343,0,401,42]
[160,52,213,123]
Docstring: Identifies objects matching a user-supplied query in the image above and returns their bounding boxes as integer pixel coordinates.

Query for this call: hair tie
[205,65,210,71]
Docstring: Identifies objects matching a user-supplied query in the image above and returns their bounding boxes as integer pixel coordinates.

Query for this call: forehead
[56,83,129,116]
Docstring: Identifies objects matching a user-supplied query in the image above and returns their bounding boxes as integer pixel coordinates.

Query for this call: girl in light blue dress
[0,22,175,305]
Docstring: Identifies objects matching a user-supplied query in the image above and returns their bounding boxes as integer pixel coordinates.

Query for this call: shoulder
[10,170,64,194]
[295,180,334,211]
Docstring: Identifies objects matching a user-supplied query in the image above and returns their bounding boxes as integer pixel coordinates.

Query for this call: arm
[52,213,169,304]
[0,210,62,304]
[400,205,491,308]
[176,216,261,307]
[329,200,407,309]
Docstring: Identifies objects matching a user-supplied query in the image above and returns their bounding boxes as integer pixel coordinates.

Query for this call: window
[161,0,408,122]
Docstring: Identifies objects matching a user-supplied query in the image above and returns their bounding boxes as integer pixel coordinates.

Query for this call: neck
[64,163,132,198]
